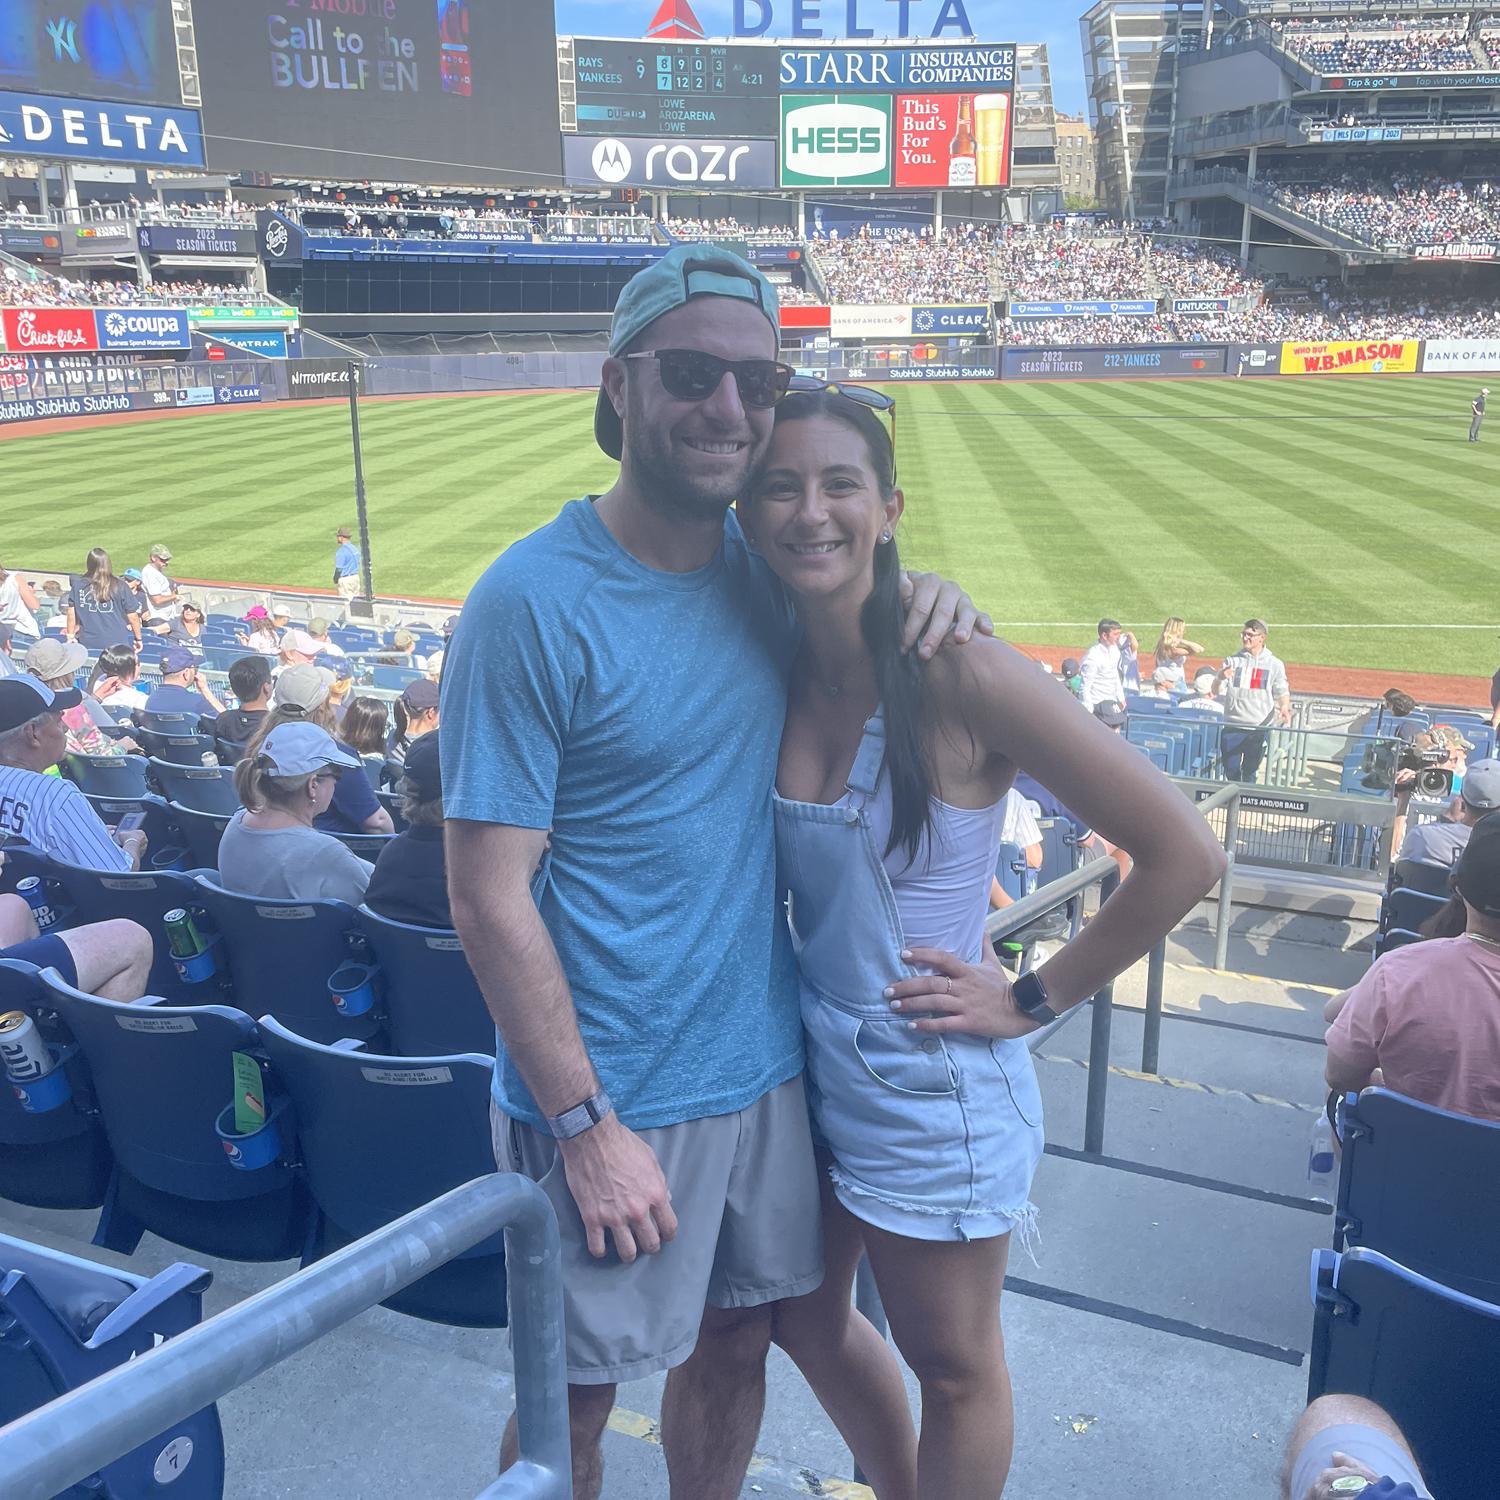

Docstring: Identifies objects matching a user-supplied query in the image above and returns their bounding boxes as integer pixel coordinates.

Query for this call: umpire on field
[1470,387,1489,443]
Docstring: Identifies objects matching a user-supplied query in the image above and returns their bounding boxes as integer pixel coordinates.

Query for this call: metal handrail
[0,1175,571,1500]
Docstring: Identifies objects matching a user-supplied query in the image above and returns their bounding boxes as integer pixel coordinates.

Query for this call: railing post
[1083,867,1121,1154]
[1141,938,1166,1075]
[1214,791,1240,973]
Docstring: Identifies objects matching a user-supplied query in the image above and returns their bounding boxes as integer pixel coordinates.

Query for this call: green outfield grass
[3,373,1498,678]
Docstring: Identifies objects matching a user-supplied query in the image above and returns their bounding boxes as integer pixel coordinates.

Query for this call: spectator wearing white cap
[1396,757,1500,869]
[1176,668,1226,715]
[249,664,392,837]
[219,722,372,904]
[0,677,145,871]
[277,628,323,671]
[25,638,134,757]
[0,562,40,646]
[139,543,179,626]
[143,648,225,721]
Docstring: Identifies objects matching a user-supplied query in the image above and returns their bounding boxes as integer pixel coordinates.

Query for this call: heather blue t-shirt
[441,499,802,1131]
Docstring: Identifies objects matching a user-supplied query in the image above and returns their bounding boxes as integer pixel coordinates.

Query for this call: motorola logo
[591,139,632,184]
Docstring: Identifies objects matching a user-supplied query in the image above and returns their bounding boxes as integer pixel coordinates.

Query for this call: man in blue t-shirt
[142,648,224,724]
[442,243,986,1500]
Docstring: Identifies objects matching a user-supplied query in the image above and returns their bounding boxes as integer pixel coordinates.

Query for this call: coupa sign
[0,89,204,168]
[564,135,777,189]
[96,309,190,351]
[780,95,891,186]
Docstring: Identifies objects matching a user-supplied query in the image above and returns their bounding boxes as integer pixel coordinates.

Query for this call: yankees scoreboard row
[557,37,1015,191]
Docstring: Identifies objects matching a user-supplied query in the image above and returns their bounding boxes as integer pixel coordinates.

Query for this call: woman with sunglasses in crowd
[165,600,207,647]
[741,386,1225,1500]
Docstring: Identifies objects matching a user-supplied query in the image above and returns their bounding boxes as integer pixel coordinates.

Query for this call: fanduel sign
[0,89,205,167]
[564,135,777,189]
[731,0,973,37]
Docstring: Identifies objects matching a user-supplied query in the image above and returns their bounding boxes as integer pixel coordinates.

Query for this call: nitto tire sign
[287,361,364,400]
[564,135,776,189]
[780,95,891,187]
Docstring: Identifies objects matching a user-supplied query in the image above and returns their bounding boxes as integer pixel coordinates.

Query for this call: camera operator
[1394,754,1500,871]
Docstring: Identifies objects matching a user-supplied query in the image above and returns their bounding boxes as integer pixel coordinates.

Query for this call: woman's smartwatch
[545,1088,614,1140]
[1011,970,1060,1025]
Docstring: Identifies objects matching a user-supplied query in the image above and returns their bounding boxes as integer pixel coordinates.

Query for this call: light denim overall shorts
[773,711,1044,1244]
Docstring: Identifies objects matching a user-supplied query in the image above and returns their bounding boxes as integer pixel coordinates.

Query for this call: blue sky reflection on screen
[551,0,1087,115]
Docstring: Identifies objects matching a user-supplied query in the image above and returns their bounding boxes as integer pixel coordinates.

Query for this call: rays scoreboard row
[556,38,1016,140]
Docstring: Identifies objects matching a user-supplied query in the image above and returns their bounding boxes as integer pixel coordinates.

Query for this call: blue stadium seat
[46,860,219,1003]
[0,1233,224,1500]
[137,724,215,767]
[191,878,377,1044]
[326,830,393,862]
[149,760,240,817]
[1308,1247,1500,1499]
[1389,859,1452,899]
[1334,1087,1500,1303]
[994,840,1030,903]
[63,753,150,800]
[1124,696,1176,717]
[355,908,493,1057]
[256,1019,505,1327]
[0,961,113,1210]
[1379,887,1447,942]
[168,807,229,871]
[1374,927,1423,953]
[38,974,312,1261]
[76,792,183,869]
[371,666,424,691]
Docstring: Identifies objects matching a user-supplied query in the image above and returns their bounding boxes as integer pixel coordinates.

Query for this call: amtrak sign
[0,89,205,168]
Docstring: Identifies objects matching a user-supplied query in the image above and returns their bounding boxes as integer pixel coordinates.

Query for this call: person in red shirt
[1325,810,1500,1121]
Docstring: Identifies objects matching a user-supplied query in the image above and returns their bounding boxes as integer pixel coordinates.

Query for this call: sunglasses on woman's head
[786,375,899,482]
[622,348,794,409]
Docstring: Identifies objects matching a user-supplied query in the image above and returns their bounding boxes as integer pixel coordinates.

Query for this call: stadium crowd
[1279,21,1479,72]
[1262,167,1500,248]
[0,269,275,309]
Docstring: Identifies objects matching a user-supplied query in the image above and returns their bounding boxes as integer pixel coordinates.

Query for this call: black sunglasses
[623,348,794,410]
[787,375,899,482]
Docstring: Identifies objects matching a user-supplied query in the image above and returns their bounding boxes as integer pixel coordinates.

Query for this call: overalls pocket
[854,1019,959,1098]
[991,1037,1045,1128]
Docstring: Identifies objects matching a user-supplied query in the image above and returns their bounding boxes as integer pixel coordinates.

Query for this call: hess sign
[780,95,892,186]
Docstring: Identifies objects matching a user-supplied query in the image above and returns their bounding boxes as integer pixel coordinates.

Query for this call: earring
[880,529,893,544]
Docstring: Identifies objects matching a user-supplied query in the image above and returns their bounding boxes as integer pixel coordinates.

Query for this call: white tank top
[839,765,1006,964]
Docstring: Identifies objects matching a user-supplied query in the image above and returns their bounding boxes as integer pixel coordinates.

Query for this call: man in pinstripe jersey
[0,678,147,872]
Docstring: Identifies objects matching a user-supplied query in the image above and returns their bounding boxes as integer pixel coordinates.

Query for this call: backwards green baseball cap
[595,242,781,461]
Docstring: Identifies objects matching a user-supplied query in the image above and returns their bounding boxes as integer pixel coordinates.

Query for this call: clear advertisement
[779,44,1015,90]
[0,88,204,166]
[1421,339,1500,374]
[1002,346,1227,380]
[910,305,989,335]
[893,91,1009,188]
[1279,339,1419,376]
[780,94,892,186]
[564,134,776,188]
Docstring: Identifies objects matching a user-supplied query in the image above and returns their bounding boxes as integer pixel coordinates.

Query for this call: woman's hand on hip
[884,945,1041,1039]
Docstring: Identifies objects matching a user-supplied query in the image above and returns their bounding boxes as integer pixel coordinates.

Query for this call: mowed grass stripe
[4,379,1496,676]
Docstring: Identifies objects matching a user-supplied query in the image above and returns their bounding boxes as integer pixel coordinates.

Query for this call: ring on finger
[946,976,953,995]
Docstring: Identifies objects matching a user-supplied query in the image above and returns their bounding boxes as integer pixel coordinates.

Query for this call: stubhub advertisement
[96,309,190,351]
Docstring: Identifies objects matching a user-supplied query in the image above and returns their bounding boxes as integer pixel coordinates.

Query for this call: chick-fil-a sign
[1,308,98,354]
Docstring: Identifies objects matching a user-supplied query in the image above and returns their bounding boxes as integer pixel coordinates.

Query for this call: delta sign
[580,0,979,41]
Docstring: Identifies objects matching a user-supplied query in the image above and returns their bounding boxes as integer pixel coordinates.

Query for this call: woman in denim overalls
[740,391,1226,1499]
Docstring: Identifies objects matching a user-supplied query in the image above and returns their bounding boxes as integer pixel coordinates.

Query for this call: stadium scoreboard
[559,39,778,137]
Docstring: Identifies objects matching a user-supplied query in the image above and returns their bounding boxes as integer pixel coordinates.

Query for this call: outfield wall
[4,337,1496,428]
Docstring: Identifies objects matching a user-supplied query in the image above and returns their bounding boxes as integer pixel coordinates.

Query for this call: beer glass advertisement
[894,91,1010,187]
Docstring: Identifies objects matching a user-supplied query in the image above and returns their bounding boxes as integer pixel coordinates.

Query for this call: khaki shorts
[493,1076,822,1386]
[335,574,360,602]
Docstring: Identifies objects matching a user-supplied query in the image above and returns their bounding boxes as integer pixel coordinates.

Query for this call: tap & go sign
[780,95,892,187]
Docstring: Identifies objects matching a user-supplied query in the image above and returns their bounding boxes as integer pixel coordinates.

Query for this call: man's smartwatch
[545,1088,613,1141]
[1011,970,1060,1025]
